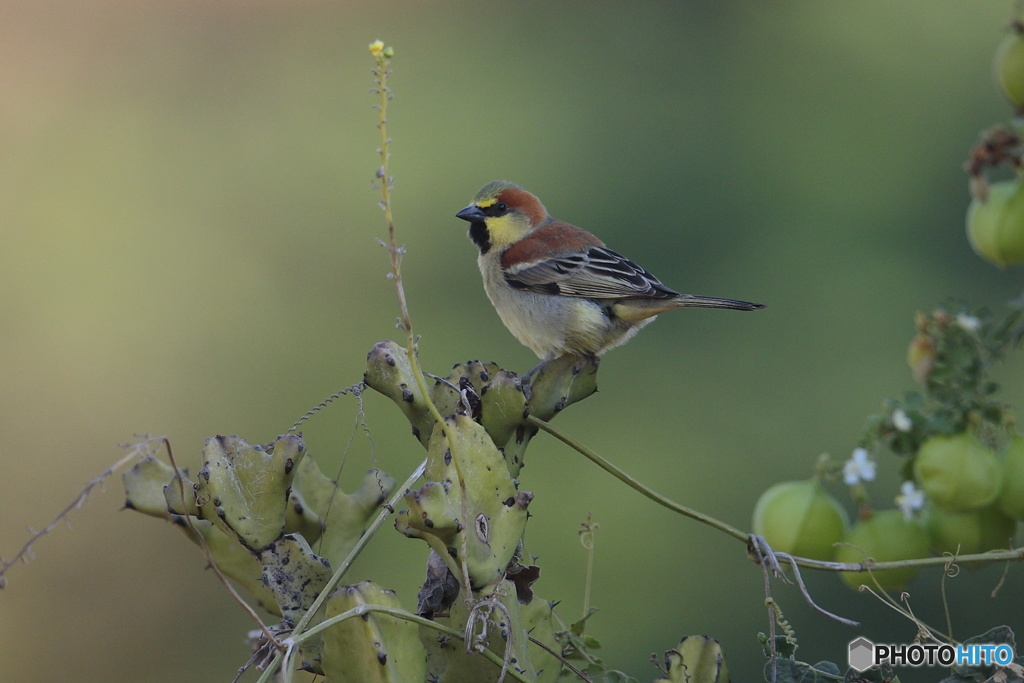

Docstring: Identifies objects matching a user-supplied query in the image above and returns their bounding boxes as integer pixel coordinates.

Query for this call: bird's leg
[522,359,548,385]
[520,358,549,401]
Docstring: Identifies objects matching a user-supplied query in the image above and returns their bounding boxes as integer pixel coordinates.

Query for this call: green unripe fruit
[998,436,1024,519]
[836,510,930,591]
[925,504,1017,555]
[995,27,1024,111]
[914,433,1003,512]
[752,479,847,560]
[966,179,1024,268]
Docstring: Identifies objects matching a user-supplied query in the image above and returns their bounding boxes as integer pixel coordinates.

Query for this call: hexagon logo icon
[848,637,874,672]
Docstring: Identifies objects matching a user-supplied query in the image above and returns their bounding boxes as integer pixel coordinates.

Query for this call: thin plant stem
[370,41,474,597]
[295,602,532,683]
[273,458,428,680]
[529,414,1024,574]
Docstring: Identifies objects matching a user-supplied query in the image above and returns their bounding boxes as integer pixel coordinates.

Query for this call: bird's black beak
[456,205,486,223]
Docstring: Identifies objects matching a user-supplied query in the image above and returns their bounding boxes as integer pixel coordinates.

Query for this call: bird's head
[456,180,549,255]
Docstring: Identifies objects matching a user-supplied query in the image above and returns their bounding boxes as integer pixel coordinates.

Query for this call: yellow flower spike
[368,40,384,57]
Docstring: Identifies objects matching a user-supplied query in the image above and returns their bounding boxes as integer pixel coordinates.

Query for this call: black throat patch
[468,222,491,255]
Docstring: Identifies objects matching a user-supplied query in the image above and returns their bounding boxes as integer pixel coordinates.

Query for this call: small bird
[456,180,764,361]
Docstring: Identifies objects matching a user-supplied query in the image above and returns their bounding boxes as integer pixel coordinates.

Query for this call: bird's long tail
[669,294,765,311]
[612,294,764,322]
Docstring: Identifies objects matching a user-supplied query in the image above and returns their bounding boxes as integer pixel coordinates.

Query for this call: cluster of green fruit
[752,24,1024,596]
[752,432,1024,592]
[966,23,1024,267]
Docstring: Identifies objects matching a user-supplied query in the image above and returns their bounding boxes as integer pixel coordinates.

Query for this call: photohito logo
[848,637,1015,671]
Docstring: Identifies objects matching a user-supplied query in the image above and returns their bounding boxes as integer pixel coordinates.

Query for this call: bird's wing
[503,245,679,300]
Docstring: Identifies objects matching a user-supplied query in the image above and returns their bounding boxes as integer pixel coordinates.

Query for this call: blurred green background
[3,1,1024,681]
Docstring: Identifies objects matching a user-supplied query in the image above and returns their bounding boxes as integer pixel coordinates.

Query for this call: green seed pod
[998,435,1024,519]
[966,179,1024,268]
[395,415,532,590]
[925,503,1017,555]
[259,533,331,624]
[994,24,1024,112]
[526,354,599,422]
[322,581,427,683]
[914,433,1003,512]
[285,487,324,545]
[163,471,201,517]
[364,340,436,446]
[520,597,563,683]
[836,510,930,591]
[193,434,305,552]
[478,368,527,455]
[422,578,535,682]
[291,456,396,568]
[182,520,283,615]
[502,355,600,476]
[751,479,847,560]
[123,456,180,517]
[655,635,730,683]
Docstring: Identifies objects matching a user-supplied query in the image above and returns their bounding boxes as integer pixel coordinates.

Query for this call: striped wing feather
[503,246,680,300]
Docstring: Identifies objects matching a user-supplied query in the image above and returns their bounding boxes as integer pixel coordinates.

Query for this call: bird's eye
[494,202,508,214]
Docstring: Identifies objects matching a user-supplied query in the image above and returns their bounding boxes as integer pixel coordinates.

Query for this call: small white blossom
[843,448,877,485]
[956,314,981,333]
[895,480,926,520]
[891,408,912,433]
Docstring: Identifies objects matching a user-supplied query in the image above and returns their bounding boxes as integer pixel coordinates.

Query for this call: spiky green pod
[173,518,282,614]
[364,340,436,445]
[504,355,599,476]
[124,457,285,613]
[527,355,599,420]
[365,342,599,481]
[478,369,528,456]
[192,434,305,552]
[322,581,427,683]
[290,456,396,568]
[163,471,201,517]
[259,533,331,624]
[422,578,537,682]
[285,487,325,546]
[395,414,533,590]
[655,635,730,683]
[519,597,563,683]
[123,456,182,517]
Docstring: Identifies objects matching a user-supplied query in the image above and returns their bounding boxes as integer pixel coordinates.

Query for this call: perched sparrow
[456,180,764,361]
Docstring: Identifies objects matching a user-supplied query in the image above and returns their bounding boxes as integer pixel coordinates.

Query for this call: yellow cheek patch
[483,215,524,248]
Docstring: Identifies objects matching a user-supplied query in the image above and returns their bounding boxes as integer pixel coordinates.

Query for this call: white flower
[956,314,981,333]
[891,408,912,433]
[843,448,877,485]
[895,480,926,520]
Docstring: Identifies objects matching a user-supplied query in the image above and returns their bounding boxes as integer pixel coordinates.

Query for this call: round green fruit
[924,504,1017,555]
[752,479,847,560]
[967,179,1024,268]
[836,510,930,591]
[998,436,1024,519]
[914,433,1002,512]
[995,27,1024,111]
